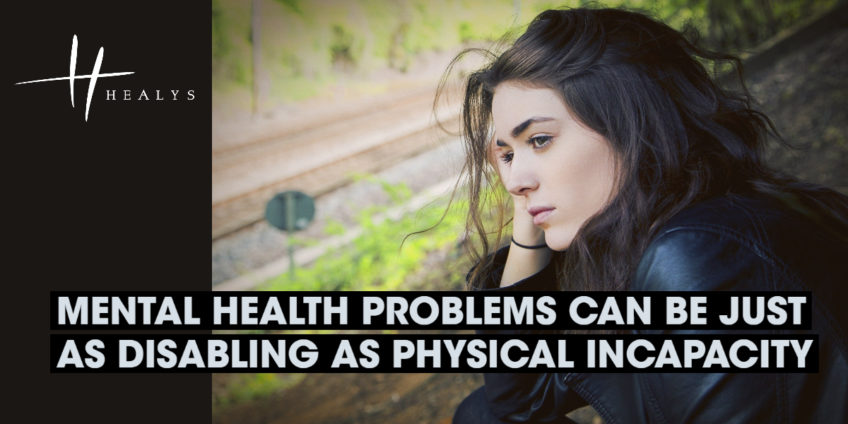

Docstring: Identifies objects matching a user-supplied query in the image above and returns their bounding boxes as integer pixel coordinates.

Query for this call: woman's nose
[505,159,539,196]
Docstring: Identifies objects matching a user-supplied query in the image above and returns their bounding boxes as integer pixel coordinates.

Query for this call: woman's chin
[542,230,575,252]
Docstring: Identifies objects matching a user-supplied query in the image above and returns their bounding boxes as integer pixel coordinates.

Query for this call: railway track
[212,85,438,159]
[212,86,461,240]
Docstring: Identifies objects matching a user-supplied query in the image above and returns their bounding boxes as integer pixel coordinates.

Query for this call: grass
[261,179,469,292]
[211,176,508,411]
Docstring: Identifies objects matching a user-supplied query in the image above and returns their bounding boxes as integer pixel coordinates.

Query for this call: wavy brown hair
[436,7,848,291]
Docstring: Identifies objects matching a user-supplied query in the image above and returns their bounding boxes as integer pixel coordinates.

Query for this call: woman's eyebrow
[511,116,555,137]
[495,117,556,146]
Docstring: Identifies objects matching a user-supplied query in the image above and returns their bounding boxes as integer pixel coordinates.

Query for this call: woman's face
[491,82,618,251]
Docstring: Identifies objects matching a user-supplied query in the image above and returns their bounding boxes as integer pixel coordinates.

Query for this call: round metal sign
[265,190,315,232]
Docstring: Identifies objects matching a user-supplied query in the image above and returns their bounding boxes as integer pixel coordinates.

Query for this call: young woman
[446,7,848,424]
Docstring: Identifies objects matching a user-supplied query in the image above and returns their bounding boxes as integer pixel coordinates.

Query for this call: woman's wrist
[501,199,550,286]
[501,227,550,286]
[501,239,552,287]
[511,237,548,249]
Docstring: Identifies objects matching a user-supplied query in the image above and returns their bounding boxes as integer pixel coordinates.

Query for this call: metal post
[286,191,295,279]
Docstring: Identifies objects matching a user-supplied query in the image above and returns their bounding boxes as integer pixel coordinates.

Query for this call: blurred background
[211,0,846,423]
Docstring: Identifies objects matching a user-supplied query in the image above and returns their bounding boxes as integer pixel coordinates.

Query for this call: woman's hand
[510,194,545,247]
[500,194,552,287]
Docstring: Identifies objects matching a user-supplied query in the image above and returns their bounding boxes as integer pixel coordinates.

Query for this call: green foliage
[262,177,468,292]
[213,0,839,109]
[213,0,531,103]
[213,372,304,409]
[323,218,347,236]
[647,0,838,53]
[273,0,304,16]
[212,0,252,92]
[330,25,352,62]
[352,173,413,203]
[216,181,506,408]
[211,0,231,60]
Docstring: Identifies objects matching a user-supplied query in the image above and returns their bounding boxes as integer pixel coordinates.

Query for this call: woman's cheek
[497,163,510,183]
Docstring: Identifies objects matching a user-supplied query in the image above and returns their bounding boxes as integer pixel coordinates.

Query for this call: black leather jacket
[471,193,848,423]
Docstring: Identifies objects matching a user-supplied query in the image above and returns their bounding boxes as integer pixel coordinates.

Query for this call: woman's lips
[528,207,555,226]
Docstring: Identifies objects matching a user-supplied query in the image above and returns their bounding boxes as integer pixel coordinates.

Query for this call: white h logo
[15,35,134,121]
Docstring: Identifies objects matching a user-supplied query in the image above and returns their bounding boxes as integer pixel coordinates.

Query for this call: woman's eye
[500,151,514,164]
[529,135,552,148]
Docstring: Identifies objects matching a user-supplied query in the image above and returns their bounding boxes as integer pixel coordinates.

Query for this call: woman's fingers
[511,194,545,246]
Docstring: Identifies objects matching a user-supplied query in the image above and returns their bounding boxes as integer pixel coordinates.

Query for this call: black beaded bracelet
[511,237,548,249]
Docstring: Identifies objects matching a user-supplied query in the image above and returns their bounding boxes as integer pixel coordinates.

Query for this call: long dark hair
[437,7,848,291]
